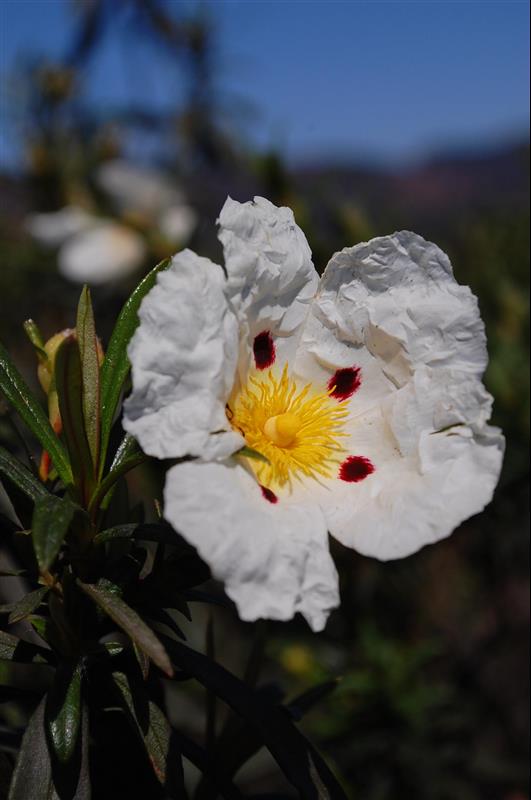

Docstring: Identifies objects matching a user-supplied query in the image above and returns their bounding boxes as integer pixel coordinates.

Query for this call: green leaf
[29,616,66,654]
[88,448,146,515]
[0,341,72,487]
[162,637,348,800]
[55,335,95,503]
[9,695,90,800]
[77,580,173,677]
[2,587,49,625]
[286,679,340,721]
[76,286,101,473]
[23,319,45,354]
[236,446,270,464]
[111,671,185,791]
[45,662,82,764]
[0,630,50,664]
[8,698,59,800]
[99,258,170,472]
[93,523,137,545]
[0,445,48,502]
[32,494,77,571]
[93,432,142,513]
[172,732,242,800]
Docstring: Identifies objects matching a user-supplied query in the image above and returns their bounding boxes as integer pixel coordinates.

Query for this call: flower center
[263,412,302,447]
[228,365,348,489]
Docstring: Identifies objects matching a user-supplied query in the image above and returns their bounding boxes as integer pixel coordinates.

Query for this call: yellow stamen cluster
[229,365,348,488]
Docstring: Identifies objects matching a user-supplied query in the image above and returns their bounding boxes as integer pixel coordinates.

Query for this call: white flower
[58,223,147,284]
[26,206,96,247]
[26,162,196,285]
[97,160,197,244]
[124,196,504,632]
[27,207,147,284]
[97,160,184,214]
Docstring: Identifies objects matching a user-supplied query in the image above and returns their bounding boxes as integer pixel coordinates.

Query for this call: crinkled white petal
[158,205,197,243]
[26,206,97,247]
[97,160,184,215]
[163,460,339,631]
[289,231,504,559]
[314,231,488,387]
[218,196,319,373]
[58,222,146,284]
[302,369,504,560]
[123,249,243,461]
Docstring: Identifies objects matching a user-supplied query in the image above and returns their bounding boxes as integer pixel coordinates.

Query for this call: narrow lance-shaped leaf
[111,671,185,792]
[8,697,59,800]
[0,341,72,487]
[161,637,348,800]
[45,662,83,764]
[286,679,340,721]
[99,258,170,473]
[88,447,146,515]
[92,432,142,513]
[55,335,95,504]
[76,286,101,473]
[32,493,77,571]
[77,580,173,677]
[0,445,48,502]
[1,586,49,625]
[0,629,50,664]
[9,694,90,800]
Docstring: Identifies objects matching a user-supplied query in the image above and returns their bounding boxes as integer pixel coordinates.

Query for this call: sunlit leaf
[76,286,101,473]
[99,258,170,472]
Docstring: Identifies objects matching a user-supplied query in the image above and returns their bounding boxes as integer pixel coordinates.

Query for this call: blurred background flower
[0,1,528,798]
[26,160,196,283]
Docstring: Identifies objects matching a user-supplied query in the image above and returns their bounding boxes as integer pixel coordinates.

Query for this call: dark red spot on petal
[261,485,278,503]
[253,331,276,370]
[328,367,362,401]
[339,456,375,483]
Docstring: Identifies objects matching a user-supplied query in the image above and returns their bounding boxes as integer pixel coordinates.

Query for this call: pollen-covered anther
[263,413,302,447]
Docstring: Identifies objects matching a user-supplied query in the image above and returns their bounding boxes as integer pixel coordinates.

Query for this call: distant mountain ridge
[294,139,529,229]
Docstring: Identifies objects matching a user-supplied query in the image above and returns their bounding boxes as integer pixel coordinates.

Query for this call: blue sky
[1,0,529,168]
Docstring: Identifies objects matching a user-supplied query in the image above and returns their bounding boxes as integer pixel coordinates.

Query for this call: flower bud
[37,329,75,395]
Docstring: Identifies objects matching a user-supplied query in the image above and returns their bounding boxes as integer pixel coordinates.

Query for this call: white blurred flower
[26,161,196,284]
[58,223,147,285]
[26,206,96,247]
[123,196,504,632]
[97,160,184,214]
[97,160,197,245]
[27,207,146,284]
